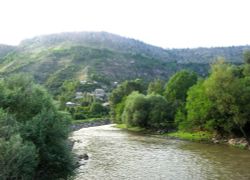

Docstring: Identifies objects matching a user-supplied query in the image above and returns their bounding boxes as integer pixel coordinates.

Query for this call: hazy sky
[0,0,249,48]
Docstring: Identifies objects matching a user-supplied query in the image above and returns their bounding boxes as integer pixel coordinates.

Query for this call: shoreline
[114,124,250,150]
[71,118,111,131]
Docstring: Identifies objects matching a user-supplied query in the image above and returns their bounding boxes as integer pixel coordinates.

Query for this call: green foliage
[113,98,126,123]
[147,79,165,95]
[121,92,172,129]
[183,60,250,137]
[147,94,171,129]
[46,65,80,95]
[165,131,213,142]
[243,50,250,64]
[115,124,145,132]
[164,70,197,121]
[0,135,37,180]
[109,79,145,122]
[0,44,16,59]
[0,74,53,122]
[184,81,214,131]
[164,70,198,104]
[0,32,248,97]
[58,80,80,109]
[90,102,108,115]
[122,92,149,127]
[0,74,74,179]
[0,109,38,180]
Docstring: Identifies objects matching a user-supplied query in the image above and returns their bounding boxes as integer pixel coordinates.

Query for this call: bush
[0,135,37,180]
[122,92,172,129]
[90,102,108,116]
[147,94,171,129]
[109,79,145,122]
[0,74,74,179]
[122,92,149,127]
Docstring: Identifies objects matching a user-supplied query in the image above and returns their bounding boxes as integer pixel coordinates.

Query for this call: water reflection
[71,125,250,180]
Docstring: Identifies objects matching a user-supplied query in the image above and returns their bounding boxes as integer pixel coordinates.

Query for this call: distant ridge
[0,31,249,93]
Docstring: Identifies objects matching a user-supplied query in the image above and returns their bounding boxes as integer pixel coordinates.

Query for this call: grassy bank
[114,124,250,150]
[115,124,146,132]
[164,131,213,142]
[115,124,213,142]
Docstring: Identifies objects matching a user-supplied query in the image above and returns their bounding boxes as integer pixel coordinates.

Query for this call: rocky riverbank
[212,137,250,150]
[71,119,110,131]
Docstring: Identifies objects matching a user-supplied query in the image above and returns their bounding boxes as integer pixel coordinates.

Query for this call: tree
[203,61,242,134]
[0,74,74,179]
[243,50,250,64]
[147,79,165,95]
[184,60,250,137]
[0,109,38,180]
[122,92,172,129]
[184,81,214,131]
[58,80,80,109]
[90,102,108,116]
[243,50,250,76]
[164,70,198,104]
[147,94,172,129]
[109,79,145,123]
[122,92,149,127]
[164,70,198,120]
[0,135,37,180]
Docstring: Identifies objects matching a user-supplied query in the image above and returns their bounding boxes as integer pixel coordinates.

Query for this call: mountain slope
[171,46,249,64]
[0,32,249,94]
[19,32,173,62]
[0,44,16,59]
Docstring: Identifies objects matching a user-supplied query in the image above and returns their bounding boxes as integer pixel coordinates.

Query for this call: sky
[0,0,249,48]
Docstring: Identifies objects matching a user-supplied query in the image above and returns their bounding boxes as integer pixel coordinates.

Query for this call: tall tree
[0,74,74,179]
[109,79,145,123]
[164,70,198,120]
[147,79,165,95]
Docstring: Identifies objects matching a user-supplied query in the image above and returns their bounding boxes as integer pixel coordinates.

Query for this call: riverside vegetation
[0,32,250,179]
[110,51,250,144]
[0,75,74,179]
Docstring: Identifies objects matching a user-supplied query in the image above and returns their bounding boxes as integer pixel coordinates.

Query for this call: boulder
[79,153,89,160]
[228,138,249,149]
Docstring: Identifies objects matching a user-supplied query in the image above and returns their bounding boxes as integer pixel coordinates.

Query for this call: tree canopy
[0,74,74,179]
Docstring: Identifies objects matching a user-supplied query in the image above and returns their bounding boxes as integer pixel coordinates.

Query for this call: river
[71,124,250,180]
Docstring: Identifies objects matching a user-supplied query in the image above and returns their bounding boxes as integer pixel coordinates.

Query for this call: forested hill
[0,44,16,59]
[18,32,250,64]
[0,31,249,93]
[171,46,250,64]
[19,32,172,62]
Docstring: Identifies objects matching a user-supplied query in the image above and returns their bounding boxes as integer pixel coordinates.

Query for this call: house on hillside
[75,92,83,99]
[65,102,76,107]
[102,102,110,107]
[80,80,87,84]
[94,88,106,100]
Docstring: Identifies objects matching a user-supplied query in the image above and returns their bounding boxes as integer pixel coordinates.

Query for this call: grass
[115,124,146,132]
[115,124,212,141]
[232,144,248,150]
[164,131,213,142]
[72,117,107,125]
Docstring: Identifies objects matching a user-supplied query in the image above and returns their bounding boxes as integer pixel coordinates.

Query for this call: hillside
[0,32,249,94]
[0,44,16,59]
[171,46,249,64]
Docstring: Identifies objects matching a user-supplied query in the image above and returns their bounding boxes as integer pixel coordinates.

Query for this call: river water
[71,124,250,180]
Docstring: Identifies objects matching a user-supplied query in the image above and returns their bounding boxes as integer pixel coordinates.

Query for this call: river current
[71,124,250,180]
